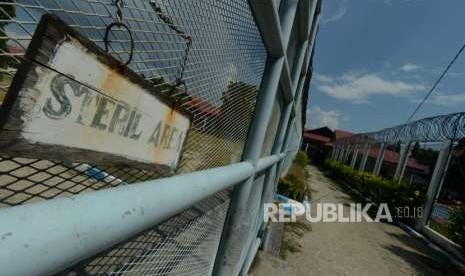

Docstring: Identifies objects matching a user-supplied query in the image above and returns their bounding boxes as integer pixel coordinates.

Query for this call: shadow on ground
[384,231,464,276]
[383,244,461,276]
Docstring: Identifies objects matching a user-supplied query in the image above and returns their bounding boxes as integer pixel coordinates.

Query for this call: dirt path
[251,165,464,276]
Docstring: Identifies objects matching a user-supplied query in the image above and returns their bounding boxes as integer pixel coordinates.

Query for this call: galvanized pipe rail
[0,154,284,276]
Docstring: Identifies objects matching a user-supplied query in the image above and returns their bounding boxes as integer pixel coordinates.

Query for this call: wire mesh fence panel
[0,0,267,275]
[261,94,282,157]
[295,93,303,136]
[288,123,301,153]
[281,123,300,174]
[0,0,267,205]
[56,190,231,276]
[0,156,160,207]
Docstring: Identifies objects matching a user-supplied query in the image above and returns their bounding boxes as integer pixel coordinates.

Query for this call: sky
[306,0,465,133]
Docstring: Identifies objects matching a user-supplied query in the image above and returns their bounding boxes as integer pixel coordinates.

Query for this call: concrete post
[359,143,370,172]
[350,146,359,168]
[334,144,340,160]
[396,141,413,183]
[373,143,386,175]
[343,144,352,164]
[334,144,339,160]
[337,144,345,162]
[417,140,452,230]
[331,144,337,159]
[393,141,412,182]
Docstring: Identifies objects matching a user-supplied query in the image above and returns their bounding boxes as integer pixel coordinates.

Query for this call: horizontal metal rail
[0,154,283,276]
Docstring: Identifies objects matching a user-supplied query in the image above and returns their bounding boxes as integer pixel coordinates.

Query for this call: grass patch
[279,220,311,259]
[278,151,311,201]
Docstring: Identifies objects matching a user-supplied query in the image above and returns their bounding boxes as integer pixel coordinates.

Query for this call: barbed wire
[336,112,465,145]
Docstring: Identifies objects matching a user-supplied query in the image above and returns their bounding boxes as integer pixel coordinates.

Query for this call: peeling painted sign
[0,14,191,172]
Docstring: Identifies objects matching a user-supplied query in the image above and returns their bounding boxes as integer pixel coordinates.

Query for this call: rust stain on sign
[0,14,191,173]
[101,69,124,98]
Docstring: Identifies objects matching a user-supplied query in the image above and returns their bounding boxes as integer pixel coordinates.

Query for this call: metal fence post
[213,55,284,276]
[416,139,452,230]
[213,2,292,273]
[213,1,320,274]
[265,72,305,210]
[373,143,386,175]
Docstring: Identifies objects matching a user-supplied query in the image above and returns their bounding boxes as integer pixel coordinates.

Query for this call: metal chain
[149,0,192,94]
[104,0,134,66]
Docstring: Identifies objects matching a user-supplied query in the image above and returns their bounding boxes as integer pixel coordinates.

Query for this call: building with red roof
[302,126,430,185]
[301,127,350,164]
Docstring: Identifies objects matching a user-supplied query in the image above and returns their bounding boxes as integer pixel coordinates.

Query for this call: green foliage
[449,207,465,249]
[277,151,310,201]
[293,151,308,167]
[323,159,425,217]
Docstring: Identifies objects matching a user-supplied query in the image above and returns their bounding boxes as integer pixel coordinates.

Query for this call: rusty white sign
[0,15,191,172]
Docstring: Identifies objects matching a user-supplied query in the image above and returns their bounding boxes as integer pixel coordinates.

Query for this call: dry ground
[250,165,465,276]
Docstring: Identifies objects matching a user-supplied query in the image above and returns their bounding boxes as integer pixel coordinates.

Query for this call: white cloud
[306,106,342,130]
[321,0,348,24]
[314,73,332,83]
[314,72,425,103]
[401,63,422,72]
[415,93,465,106]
